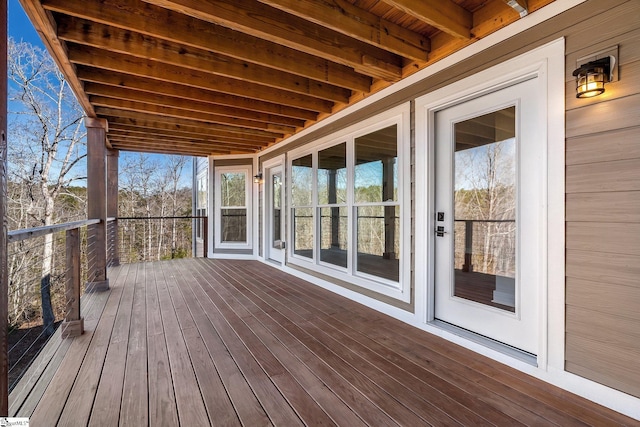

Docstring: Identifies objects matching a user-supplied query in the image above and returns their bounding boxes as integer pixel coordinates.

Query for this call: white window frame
[287,103,411,302]
[214,165,252,250]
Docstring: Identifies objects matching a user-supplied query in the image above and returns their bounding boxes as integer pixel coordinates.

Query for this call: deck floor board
[10,259,638,426]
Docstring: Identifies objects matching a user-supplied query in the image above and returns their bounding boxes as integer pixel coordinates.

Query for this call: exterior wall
[563,1,640,399]
[248,0,639,414]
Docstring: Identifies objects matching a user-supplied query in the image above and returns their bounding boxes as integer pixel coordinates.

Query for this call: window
[287,104,410,301]
[291,155,313,258]
[215,165,252,250]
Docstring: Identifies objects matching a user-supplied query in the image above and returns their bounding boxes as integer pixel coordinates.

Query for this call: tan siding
[566,249,640,288]
[566,126,640,166]
[566,157,640,193]
[566,93,640,138]
[255,0,640,398]
[566,337,640,398]
[563,0,640,399]
[567,277,640,321]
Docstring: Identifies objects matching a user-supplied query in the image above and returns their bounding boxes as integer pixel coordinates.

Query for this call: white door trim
[415,38,565,370]
[261,155,286,264]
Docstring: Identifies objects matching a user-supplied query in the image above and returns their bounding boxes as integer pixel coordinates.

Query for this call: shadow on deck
[9,258,634,426]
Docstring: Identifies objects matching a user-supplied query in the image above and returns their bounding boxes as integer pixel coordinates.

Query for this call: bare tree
[118,153,191,262]
[8,39,86,335]
[164,155,188,258]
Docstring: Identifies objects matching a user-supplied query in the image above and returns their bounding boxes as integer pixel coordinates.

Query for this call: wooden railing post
[203,216,208,258]
[86,118,109,292]
[61,228,84,338]
[107,149,119,266]
[462,220,474,272]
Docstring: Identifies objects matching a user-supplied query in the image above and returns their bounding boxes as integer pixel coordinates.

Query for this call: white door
[266,165,285,263]
[434,77,543,355]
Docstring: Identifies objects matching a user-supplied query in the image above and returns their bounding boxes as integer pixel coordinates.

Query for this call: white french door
[433,77,543,355]
[266,164,285,263]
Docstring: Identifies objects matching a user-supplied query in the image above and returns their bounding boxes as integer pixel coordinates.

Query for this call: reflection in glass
[221,172,245,207]
[320,206,348,268]
[356,205,399,282]
[272,173,282,246]
[355,125,398,203]
[318,143,347,205]
[221,208,247,242]
[220,172,246,243]
[293,207,313,259]
[453,106,516,312]
[292,155,313,207]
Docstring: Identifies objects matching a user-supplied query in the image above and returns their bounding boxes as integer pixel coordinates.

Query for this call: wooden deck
[9,258,636,426]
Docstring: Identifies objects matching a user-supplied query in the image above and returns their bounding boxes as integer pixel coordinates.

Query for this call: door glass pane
[272,172,282,245]
[356,205,400,282]
[355,125,397,203]
[454,106,516,312]
[320,206,348,268]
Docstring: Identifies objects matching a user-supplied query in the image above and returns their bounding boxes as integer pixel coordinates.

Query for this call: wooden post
[462,220,474,272]
[61,228,84,338]
[86,118,109,292]
[203,217,208,257]
[0,0,8,414]
[107,149,119,266]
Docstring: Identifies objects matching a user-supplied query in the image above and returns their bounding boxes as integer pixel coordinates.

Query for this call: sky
[7,0,194,189]
[8,0,42,46]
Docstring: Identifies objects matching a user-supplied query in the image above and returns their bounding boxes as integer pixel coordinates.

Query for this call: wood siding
[563,0,640,399]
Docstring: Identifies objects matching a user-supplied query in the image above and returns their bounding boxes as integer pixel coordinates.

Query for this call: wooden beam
[95,108,282,139]
[109,142,223,156]
[84,83,305,128]
[41,0,373,90]
[107,138,237,155]
[85,118,109,292]
[144,0,402,81]
[257,0,429,61]
[89,96,297,134]
[106,149,119,266]
[56,15,363,96]
[107,136,232,153]
[381,0,472,39]
[67,44,337,112]
[77,67,318,121]
[107,130,265,151]
[106,117,277,144]
[108,126,268,147]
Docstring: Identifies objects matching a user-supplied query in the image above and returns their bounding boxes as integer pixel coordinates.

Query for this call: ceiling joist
[20,0,553,156]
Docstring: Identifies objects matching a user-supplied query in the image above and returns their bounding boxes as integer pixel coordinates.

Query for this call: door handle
[435,226,448,237]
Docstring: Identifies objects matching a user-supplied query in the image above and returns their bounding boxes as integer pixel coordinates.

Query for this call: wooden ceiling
[20,0,554,157]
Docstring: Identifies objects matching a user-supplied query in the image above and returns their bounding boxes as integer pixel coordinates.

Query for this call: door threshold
[429,319,537,367]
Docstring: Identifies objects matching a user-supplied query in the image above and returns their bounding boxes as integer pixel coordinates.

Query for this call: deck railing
[115,216,207,264]
[454,219,516,276]
[4,214,208,406]
[6,219,99,393]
